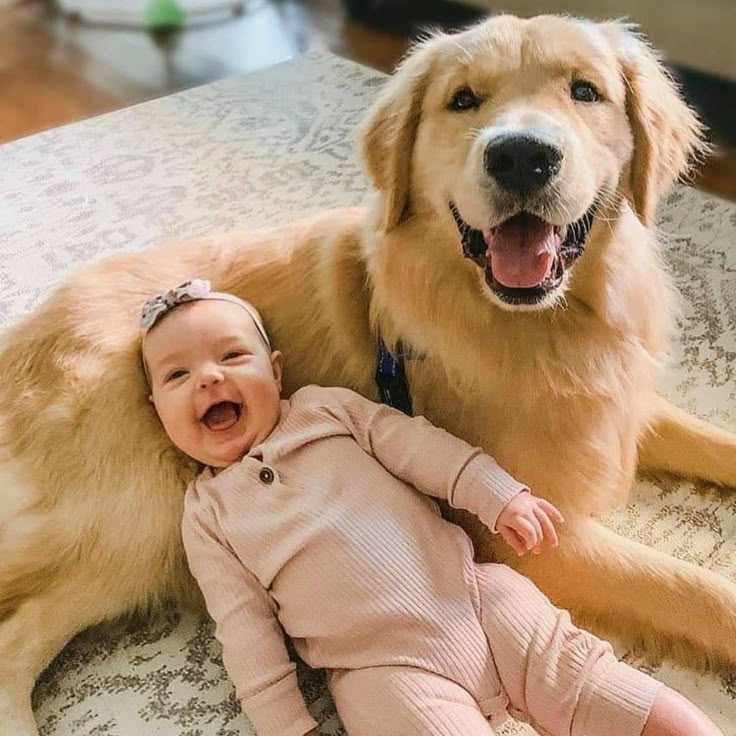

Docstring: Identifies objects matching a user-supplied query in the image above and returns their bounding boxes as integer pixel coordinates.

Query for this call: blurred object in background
[57,0,244,28]
[0,0,314,143]
[0,0,733,200]
[0,0,409,144]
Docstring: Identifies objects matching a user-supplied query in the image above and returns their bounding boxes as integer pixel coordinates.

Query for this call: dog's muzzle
[449,202,595,306]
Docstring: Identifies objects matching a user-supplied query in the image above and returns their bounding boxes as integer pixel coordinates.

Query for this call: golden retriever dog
[1,13,735,734]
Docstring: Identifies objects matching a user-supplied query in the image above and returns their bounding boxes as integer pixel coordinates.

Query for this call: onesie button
[259,467,275,484]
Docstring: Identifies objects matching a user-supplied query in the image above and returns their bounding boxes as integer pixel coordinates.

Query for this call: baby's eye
[223,350,246,361]
[165,368,188,383]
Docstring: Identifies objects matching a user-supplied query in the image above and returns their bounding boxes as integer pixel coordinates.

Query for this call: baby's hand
[496,491,564,556]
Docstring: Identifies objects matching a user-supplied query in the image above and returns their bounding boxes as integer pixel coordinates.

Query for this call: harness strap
[375,337,414,416]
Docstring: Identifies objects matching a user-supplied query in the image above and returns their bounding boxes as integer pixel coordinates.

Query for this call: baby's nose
[198,366,224,387]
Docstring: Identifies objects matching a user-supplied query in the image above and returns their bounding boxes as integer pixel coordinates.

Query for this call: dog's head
[360,14,704,311]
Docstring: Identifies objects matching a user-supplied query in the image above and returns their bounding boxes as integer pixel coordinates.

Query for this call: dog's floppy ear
[360,38,439,233]
[617,26,706,226]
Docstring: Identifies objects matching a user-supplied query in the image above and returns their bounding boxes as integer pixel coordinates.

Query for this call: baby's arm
[313,386,528,533]
[182,506,317,736]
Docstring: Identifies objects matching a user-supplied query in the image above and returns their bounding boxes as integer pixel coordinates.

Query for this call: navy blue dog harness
[375,338,414,416]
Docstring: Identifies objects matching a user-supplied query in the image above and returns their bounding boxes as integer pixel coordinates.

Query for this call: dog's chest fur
[373,282,663,513]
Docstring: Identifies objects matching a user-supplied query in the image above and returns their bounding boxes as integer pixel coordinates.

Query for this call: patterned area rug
[1,52,734,734]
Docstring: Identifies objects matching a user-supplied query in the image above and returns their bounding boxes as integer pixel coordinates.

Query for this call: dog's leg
[0,585,116,736]
[638,395,736,487]
[493,514,736,671]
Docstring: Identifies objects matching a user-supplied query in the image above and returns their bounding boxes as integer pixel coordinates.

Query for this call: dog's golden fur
[1,14,735,733]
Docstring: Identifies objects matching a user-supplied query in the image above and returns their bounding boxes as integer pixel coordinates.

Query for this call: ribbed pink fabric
[182,386,659,736]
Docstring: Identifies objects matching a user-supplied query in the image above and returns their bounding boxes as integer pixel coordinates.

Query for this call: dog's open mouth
[201,401,243,432]
[449,202,595,305]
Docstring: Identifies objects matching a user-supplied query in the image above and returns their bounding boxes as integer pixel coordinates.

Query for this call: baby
[141,279,721,736]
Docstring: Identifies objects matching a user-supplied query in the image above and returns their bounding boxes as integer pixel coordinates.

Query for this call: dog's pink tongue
[485,214,561,288]
[203,402,239,431]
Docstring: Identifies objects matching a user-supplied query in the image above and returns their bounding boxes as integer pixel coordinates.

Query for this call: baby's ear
[271,350,284,390]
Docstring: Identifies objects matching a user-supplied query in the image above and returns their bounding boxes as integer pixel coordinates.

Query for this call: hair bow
[140,278,212,330]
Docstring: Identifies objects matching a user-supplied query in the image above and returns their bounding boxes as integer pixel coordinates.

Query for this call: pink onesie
[182,385,661,736]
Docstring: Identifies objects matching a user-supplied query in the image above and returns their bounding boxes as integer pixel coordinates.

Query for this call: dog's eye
[448,87,482,111]
[571,80,602,103]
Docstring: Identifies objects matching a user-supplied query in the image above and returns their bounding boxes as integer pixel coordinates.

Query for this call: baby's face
[144,300,283,467]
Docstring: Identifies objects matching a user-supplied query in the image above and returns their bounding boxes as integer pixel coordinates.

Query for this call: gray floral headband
[140,278,271,349]
[140,278,212,331]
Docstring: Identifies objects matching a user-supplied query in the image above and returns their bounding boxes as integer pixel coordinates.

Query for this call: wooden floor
[1,0,734,201]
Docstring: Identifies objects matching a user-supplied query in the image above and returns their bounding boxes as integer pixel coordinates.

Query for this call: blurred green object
[144,0,187,28]
[58,0,244,28]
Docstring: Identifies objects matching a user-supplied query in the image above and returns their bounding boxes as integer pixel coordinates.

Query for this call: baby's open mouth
[201,401,242,432]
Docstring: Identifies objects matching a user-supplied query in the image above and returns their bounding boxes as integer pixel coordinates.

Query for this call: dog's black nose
[484,135,562,196]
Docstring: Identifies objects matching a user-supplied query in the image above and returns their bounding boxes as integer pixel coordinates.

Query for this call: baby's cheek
[158,402,187,440]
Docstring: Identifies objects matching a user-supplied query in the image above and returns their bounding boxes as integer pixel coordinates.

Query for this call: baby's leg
[329,665,496,736]
[474,563,719,736]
